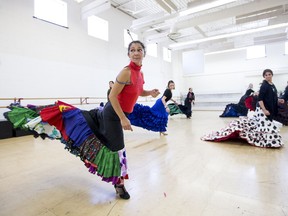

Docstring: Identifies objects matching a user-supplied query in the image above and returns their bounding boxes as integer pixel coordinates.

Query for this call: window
[34,0,68,27]
[124,29,138,48]
[87,16,108,41]
[246,45,266,59]
[163,47,171,62]
[147,43,158,57]
[285,41,288,55]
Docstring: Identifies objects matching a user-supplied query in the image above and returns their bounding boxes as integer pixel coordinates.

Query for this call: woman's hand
[120,117,133,131]
[262,109,270,116]
[150,89,160,98]
[165,107,170,113]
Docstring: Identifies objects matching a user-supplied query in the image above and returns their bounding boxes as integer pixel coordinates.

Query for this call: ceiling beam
[155,0,171,14]
[175,0,288,30]
[140,0,288,37]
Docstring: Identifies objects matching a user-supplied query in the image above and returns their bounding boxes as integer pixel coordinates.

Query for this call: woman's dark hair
[167,80,174,88]
[128,40,146,56]
[262,69,273,77]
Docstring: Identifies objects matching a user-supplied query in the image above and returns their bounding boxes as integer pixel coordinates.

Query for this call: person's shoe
[114,184,130,200]
[160,132,168,136]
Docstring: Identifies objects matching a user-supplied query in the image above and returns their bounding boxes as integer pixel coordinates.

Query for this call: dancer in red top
[4,40,160,200]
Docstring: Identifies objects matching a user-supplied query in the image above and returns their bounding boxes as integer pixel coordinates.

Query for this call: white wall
[1,0,287,119]
[176,42,288,95]
[0,0,172,119]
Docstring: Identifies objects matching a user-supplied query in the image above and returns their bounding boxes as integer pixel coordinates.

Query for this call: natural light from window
[163,47,171,62]
[34,0,68,27]
[147,43,158,57]
[285,41,288,55]
[246,45,266,59]
[87,16,108,41]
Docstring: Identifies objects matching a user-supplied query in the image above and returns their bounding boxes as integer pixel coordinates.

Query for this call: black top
[162,89,172,102]
[258,80,278,118]
[245,89,254,96]
[185,92,195,103]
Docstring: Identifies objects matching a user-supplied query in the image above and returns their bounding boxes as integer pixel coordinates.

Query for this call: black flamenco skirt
[128,98,168,132]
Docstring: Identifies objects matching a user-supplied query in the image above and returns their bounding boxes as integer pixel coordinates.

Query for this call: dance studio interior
[0,0,288,215]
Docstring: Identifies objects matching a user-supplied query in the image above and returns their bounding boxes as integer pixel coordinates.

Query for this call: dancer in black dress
[258,69,284,121]
[183,87,195,119]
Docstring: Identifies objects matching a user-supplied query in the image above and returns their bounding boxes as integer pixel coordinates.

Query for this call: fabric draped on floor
[201,107,283,148]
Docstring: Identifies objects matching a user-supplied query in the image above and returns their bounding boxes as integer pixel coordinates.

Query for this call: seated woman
[244,94,258,111]
[219,83,254,117]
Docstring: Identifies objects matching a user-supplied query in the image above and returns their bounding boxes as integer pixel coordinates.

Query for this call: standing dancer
[128,80,176,135]
[4,40,160,200]
[258,69,284,121]
[184,87,195,119]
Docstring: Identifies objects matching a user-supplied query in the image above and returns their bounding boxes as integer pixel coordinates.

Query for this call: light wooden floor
[0,111,288,216]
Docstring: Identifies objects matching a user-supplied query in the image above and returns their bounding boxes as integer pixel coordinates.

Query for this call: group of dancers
[202,69,287,148]
[3,40,288,200]
[219,77,288,127]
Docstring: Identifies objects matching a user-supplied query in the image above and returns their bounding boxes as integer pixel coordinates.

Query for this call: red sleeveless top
[118,61,144,113]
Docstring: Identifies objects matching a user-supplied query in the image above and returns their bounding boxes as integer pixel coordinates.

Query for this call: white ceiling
[82,0,288,53]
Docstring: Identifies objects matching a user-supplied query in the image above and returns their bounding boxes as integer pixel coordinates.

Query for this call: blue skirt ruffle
[128,98,168,132]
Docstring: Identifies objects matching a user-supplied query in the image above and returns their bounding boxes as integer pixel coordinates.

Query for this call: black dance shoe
[114,184,130,200]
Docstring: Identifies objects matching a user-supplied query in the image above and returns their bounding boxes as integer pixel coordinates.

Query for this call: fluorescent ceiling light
[169,22,288,50]
[205,47,246,55]
[180,0,237,17]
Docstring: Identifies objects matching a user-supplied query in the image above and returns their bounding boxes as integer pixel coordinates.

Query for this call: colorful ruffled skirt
[201,107,283,148]
[4,101,128,185]
[128,98,169,132]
